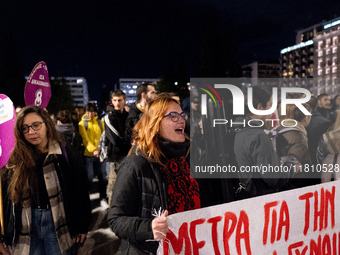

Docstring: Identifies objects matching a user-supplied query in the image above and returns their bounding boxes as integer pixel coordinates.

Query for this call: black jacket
[107,150,168,255]
[1,143,91,246]
[125,102,143,144]
[105,109,130,162]
[306,111,332,165]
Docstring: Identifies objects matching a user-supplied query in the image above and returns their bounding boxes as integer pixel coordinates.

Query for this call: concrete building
[118,78,160,105]
[280,17,340,96]
[64,77,89,107]
[242,61,280,78]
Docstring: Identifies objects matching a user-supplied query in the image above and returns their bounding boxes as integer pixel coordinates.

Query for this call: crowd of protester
[1,83,340,254]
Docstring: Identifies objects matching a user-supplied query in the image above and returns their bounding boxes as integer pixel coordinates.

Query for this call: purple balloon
[0,94,16,169]
[24,61,51,109]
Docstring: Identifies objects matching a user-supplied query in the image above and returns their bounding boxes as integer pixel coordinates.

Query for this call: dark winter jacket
[0,143,92,247]
[125,102,143,144]
[234,118,294,198]
[277,121,311,166]
[105,109,130,162]
[55,123,83,153]
[306,111,332,165]
[107,149,168,255]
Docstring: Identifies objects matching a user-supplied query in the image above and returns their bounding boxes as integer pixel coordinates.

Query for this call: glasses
[164,112,188,122]
[21,121,44,134]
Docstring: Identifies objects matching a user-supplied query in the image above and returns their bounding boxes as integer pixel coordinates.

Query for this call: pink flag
[0,94,16,168]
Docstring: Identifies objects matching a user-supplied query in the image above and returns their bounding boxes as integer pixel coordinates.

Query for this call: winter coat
[107,149,168,255]
[55,123,83,153]
[234,118,294,197]
[277,121,311,166]
[78,115,104,157]
[306,111,332,164]
[317,127,340,182]
[0,142,91,251]
[105,109,130,162]
[125,102,143,144]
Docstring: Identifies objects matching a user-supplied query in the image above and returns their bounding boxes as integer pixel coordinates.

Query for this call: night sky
[1,0,340,100]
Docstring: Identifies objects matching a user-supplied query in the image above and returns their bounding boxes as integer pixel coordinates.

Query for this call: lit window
[318,60,323,67]
[318,69,323,76]
[326,38,331,47]
[318,51,323,57]
[333,66,337,73]
[318,41,323,49]
[333,47,337,53]
[326,48,331,55]
[333,36,338,46]
[333,57,337,65]
[326,67,330,74]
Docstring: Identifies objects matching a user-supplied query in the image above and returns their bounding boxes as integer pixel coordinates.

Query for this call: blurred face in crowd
[112,96,126,112]
[146,85,157,102]
[318,95,331,109]
[85,111,97,120]
[159,102,186,143]
[22,113,48,151]
[336,96,340,107]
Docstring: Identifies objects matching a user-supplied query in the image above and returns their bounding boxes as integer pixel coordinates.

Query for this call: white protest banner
[158,181,340,255]
[24,61,51,108]
[0,94,15,168]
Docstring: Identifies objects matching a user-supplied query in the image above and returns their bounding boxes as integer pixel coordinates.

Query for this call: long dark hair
[6,106,60,204]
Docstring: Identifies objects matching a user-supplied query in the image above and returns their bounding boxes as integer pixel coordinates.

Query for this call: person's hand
[0,242,10,255]
[75,233,87,247]
[152,210,168,241]
[93,149,99,158]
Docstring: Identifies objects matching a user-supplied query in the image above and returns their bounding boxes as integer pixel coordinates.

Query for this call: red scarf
[159,157,200,215]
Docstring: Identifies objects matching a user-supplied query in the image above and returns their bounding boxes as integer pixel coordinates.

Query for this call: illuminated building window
[333,66,337,73]
[318,69,323,76]
[333,57,337,65]
[318,60,323,67]
[326,67,330,74]
[326,38,331,47]
[326,48,331,55]
[318,51,323,57]
[318,41,324,49]
[333,36,338,46]
[333,47,337,53]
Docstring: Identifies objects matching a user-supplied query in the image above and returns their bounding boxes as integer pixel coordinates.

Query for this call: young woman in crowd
[107,93,200,254]
[0,106,91,255]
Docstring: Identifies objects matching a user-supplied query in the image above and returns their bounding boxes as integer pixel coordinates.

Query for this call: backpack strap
[97,118,103,132]
[84,119,88,131]
[84,118,103,132]
[104,114,122,139]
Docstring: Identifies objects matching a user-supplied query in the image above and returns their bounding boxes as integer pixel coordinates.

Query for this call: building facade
[280,17,340,96]
[51,77,89,107]
[118,78,160,105]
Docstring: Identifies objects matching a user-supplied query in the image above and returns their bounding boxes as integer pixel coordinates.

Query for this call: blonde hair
[133,93,181,165]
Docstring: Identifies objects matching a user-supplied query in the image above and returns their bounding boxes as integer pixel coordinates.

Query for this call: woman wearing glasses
[0,106,91,255]
[107,93,200,254]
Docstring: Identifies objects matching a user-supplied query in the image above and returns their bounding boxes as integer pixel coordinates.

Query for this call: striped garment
[12,141,74,255]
